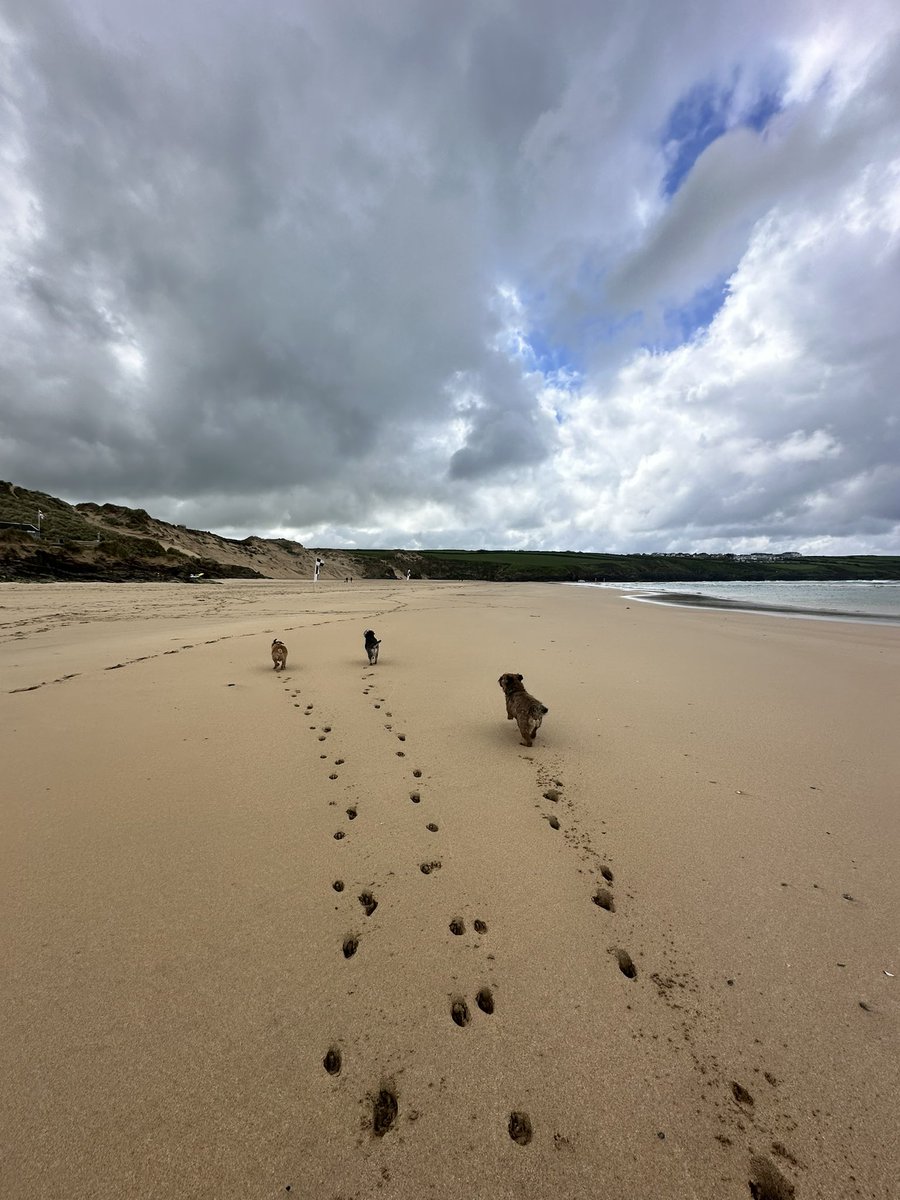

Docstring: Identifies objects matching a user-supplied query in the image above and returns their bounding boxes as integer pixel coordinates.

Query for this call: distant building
[735,551,803,562]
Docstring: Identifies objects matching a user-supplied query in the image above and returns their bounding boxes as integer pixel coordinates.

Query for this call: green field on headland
[351,548,900,583]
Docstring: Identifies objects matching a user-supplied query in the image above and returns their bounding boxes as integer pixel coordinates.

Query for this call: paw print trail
[258,588,807,1200]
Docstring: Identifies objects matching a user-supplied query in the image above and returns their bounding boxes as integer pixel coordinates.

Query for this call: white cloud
[545,147,900,551]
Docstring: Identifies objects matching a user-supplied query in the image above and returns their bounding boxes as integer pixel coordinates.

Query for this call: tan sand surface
[1,579,898,1199]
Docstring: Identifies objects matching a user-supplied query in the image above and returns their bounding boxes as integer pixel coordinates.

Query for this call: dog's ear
[517,673,523,681]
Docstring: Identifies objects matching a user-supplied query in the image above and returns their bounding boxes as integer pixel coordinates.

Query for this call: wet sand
[634,589,900,623]
[1,579,898,1199]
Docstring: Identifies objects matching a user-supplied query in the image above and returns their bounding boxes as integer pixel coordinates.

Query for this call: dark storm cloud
[1,0,511,494]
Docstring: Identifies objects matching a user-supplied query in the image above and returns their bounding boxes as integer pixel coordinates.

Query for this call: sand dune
[1,579,897,1199]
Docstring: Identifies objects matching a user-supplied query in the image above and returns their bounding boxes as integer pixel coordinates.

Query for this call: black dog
[364,629,381,665]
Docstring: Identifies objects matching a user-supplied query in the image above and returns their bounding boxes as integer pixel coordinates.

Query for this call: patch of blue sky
[662,76,783,197]
[669,274,730,341]
[524,327,584,384]
[743,88,782,132]
[521,293,644,383]
[639,274,731,353]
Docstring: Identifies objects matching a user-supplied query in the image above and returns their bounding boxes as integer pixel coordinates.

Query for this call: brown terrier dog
[271,638,288,670]
[498,673,548,746]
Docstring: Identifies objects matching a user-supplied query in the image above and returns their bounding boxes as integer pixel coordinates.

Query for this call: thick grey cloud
[1,0,898,551]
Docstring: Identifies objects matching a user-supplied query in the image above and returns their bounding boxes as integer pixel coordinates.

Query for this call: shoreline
[629,588,900,624]
[2,579,897,1199]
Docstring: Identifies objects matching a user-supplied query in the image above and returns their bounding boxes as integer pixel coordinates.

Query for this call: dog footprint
[410,792,421,803]
[508,1112,533,1146]
[342,936,359,959]
[324,1047,342,1075]
[476,987,494,1015]
[346,807,358,820]
[426,822,439,832]
[449,918,465,935]
[748,1153,795,1200]
[473,919,488,934]
[420,861,442,875]
[592,888,615,912]
[615,948,637,979]
[371,1087,398,1138]
[450,997,470,1027]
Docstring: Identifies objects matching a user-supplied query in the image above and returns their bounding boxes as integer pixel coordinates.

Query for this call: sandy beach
[1,578,897,1200]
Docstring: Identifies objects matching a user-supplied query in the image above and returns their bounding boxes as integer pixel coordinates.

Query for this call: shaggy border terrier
[364,629,381,665]
[271,638,288,670]
[498,673,548,746]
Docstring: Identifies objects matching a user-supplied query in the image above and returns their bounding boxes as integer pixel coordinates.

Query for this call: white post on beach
[314,557,323,583]
[406,569,411,581]
[37,508,44,538]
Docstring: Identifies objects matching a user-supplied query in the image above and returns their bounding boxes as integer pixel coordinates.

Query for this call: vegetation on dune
[0,482,264,582]
[1,480,100,541]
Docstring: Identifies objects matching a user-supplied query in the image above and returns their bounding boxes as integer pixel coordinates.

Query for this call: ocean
[572,580,900,622]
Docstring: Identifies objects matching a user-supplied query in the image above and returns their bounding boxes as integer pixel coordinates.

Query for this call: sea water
[574,580,900,621]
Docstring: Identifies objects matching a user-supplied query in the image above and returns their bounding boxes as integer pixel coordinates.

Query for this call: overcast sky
[2,0,899,552]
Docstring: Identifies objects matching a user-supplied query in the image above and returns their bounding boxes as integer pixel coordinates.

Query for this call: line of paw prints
[532,771,798,1194]
[313,674,537,1151]
[532,772,633,982]
[12,631,251,693]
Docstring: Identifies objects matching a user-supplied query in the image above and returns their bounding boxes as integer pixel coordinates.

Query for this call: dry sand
[1,579,897,1200]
